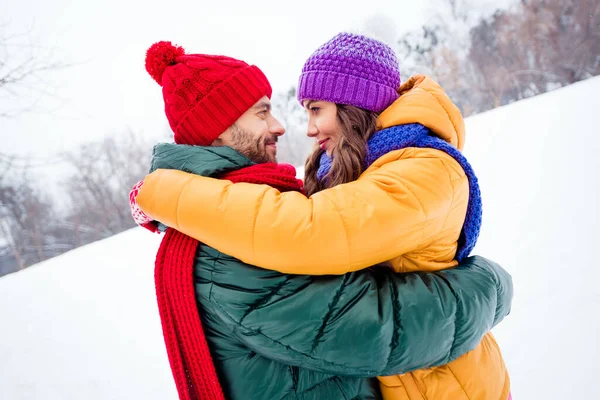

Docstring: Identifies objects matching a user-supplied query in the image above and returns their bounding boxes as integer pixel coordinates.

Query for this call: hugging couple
[129,32,513,400]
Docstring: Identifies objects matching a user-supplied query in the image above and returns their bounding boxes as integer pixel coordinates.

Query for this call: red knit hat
[145,41,272,146]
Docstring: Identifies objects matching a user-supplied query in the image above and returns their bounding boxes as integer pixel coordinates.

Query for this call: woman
[135,33,512,399]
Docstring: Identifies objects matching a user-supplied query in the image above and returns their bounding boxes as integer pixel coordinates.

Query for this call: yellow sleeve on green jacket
[137,151,457,275]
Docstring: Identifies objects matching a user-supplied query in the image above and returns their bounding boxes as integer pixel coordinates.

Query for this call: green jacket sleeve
[202,253,513,378]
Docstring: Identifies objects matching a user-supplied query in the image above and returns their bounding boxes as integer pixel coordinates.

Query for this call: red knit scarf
[154,163,303,400]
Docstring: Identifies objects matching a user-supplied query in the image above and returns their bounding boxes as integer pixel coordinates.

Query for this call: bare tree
[0,159,63,273]
[0,23,163,276]
[0,23,75,275]
[467,0,599,112]
[394,0,487,115]
[61,130,155,245]
[393,0,599,116]
[272,87,313,168]
[0,128,158,277]
[527,0,600,84]
[0,23,72,119]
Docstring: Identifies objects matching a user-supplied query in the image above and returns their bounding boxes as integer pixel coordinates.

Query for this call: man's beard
[229,124,277,164]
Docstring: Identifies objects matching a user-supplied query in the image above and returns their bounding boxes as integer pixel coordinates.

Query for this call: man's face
[213,96,285,163]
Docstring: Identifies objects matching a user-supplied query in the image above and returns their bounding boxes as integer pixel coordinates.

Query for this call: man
[131,41,512,400]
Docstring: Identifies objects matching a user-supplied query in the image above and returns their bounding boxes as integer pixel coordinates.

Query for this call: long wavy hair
[304,104,379,197]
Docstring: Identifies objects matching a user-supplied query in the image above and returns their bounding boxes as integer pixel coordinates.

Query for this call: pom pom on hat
[145,41,185,85]
[144,40,272,146]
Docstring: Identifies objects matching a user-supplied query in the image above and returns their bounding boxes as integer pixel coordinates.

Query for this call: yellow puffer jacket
[137,75,510,399]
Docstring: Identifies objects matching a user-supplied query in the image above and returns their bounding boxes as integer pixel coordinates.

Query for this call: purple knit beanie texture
[297,33,401,112]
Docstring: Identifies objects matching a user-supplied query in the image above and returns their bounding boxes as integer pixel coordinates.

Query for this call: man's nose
[269,116,285,136]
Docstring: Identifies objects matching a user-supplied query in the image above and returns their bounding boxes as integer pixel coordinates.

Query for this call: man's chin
[248,152,276,164]
[267,148,277,163]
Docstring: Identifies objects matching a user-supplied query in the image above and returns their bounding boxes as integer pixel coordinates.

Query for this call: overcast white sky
[1,0,514,159]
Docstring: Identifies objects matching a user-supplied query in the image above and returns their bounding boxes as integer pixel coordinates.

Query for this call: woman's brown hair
[304,104,379,197]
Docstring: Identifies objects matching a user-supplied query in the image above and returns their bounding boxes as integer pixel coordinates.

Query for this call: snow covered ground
[1,77,599,399]
[0,230,171,399]
[465,76,600,399]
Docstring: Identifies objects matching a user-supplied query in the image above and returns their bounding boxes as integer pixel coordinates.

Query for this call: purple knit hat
[297,33,401,113]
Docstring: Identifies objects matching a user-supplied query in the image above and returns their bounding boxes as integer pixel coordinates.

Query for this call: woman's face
[303,100,340,156]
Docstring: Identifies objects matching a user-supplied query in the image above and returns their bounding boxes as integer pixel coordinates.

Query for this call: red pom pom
[145,41,185,85]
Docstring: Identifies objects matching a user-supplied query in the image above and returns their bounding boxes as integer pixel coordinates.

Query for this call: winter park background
[1,0,599,399]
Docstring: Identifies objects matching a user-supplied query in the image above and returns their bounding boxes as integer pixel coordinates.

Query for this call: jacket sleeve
[137,152,458,275]
[206,255,513,377]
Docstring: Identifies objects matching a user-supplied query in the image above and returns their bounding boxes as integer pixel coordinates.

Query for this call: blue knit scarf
[317,123,482,262]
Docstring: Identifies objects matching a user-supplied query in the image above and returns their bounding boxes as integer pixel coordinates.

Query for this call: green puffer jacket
[150,144,513,400]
